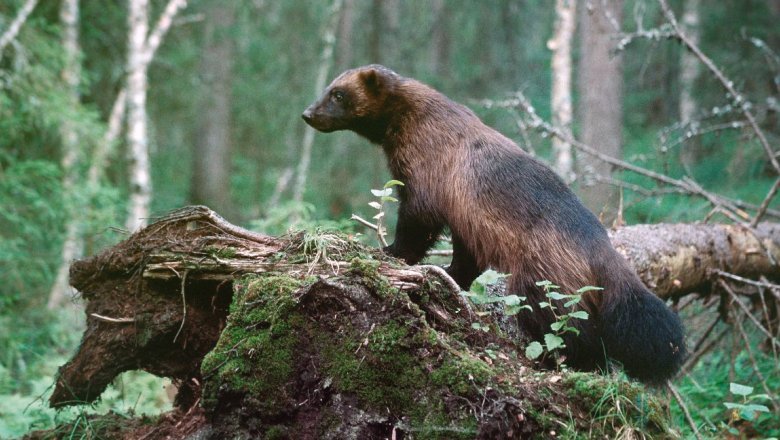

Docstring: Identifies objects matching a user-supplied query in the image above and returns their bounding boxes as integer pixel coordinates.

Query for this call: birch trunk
[48,0,82,310]
[549,0,576,182]
[125,0,151,231]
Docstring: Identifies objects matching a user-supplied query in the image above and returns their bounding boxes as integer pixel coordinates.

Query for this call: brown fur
[303,65,685,382]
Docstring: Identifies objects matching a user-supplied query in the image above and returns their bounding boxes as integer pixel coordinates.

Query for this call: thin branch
[733,307,780,412]
[496,92,750,223]
[142,0,188,64]
[713,270,780,291]
[752,177,780,227]
[719,279,780,349]
[90,313,135,323]
[667,380,702,440]
[173,269,189,343]
[657,0,780,225]
[0,0,38,60]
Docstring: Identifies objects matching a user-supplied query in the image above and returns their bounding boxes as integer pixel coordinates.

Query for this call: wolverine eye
[332,91,345,102]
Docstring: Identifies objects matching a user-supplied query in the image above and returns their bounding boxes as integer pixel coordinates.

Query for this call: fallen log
[42,206,780,439]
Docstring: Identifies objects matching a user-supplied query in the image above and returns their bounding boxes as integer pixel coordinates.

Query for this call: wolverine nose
[302,109,313,123]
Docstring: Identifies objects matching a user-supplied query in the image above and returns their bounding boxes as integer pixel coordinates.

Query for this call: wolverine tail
[599,274,686,384]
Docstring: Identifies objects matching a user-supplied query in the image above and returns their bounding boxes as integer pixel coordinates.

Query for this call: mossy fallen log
[36,206,780,439]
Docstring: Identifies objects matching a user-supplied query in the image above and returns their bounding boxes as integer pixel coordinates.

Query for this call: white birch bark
[125,0,151,231]
[549,0,577,182]
[124,0,187,231]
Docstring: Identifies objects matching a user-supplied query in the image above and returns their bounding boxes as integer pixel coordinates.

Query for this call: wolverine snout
[301,108,314,124]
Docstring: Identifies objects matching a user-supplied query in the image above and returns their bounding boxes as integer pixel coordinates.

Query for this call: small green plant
[723,382,771,431]
[525,281,602,361]
[460,270,532,317]
[355,179,404,247]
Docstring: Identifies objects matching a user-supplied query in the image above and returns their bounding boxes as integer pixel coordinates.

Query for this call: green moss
[204,245,237,259]
[201,274,308,412]
[347,257,396,297]
[429,355,494,395]
[321,321,426,413]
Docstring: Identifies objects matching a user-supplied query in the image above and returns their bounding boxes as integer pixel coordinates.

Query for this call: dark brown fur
[303,65,686,383]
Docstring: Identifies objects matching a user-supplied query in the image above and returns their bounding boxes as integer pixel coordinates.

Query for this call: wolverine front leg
[383,204,443,265]
[446,234,483,290]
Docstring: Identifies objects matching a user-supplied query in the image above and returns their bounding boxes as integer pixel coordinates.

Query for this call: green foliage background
[1,0,778,437]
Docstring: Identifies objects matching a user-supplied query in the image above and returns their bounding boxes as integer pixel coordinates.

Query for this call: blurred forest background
[1,0,779,438]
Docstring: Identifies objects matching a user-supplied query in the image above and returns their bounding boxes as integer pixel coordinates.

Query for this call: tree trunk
[191,2,236,221]
[576,0,623,223]
[88,0,186,190]
[125,0,151,231]
[291,0,343,213]
[549,0,576,182]
[48,0,83,310]
[678,0,701,168]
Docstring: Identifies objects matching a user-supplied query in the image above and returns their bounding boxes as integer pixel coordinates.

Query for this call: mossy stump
[37,206,675,439]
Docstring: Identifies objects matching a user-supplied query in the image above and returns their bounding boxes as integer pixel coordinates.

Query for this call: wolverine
[302,64,685,383]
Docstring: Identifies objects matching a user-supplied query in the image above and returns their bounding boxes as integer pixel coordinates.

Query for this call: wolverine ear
[360,65,393,96]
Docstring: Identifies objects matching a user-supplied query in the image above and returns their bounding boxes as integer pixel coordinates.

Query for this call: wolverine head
[302,65,399,141]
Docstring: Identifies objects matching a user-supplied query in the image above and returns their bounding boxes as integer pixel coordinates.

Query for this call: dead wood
[46,206,780,439]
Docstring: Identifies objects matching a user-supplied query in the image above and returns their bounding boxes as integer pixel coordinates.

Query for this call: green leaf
[368,201,382,210]
[563,298,581,308]
[525,341,544,359]
[384,179,405,188]
[502,295,522,306]
[575,286,604,293]
[730,382,754,397]
[539,301,551,309]
[380,196,398,203]
[371,188,392,197]
[568,311,589,320]
[547,292,567,300]
[550,321,564,331]
[506,304,532,315]
[544,334,565,351]
[536,280,559,289]
[743,404,770,414]
[475,270,509,286]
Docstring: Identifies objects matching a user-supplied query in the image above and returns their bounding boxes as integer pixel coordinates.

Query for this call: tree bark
[191,2,236,221]
[124,0,188,231]
[549,0,577,182]
[576,0,623,222]
[48,0,83,310]
[125,0,151,231]
[678,0,701,168]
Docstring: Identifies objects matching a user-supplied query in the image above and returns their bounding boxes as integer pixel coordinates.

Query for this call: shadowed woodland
[1,0,780,438]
